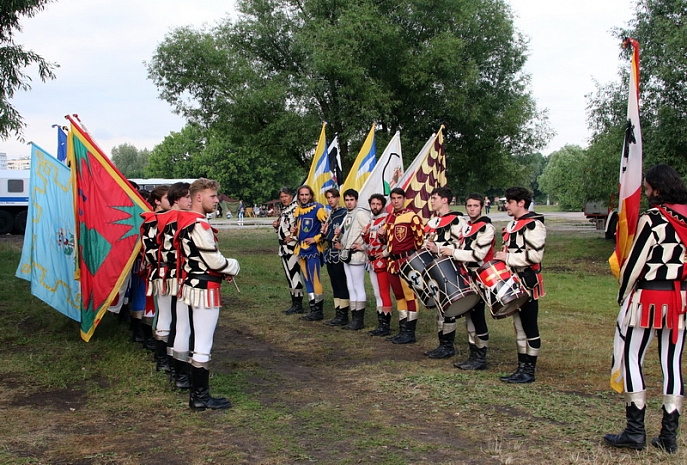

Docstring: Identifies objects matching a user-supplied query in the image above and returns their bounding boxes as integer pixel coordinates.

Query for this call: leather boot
[369,311,391,336]
[324,307,348,326]
[343,305,365,330]
[283,295,304,314]
[424,332,443,356]
[428,330,456,359]
[499,353,528,382]
[386,318,407,342]
[189,366,232,411]
[131,317,144,343]
[154,340,171,373]
[651,406,680,453]
[173,359,191,390]
[455,345,488,370]
[504,354,536,383]
[301,299,324,321]
[604,402,646,450]
[393,318,417,344]
[142,324,156,351]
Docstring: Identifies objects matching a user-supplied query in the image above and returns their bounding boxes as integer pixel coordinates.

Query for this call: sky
[1,0,636,159]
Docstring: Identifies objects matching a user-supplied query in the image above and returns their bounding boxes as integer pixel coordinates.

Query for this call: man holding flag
[604,164,687,454]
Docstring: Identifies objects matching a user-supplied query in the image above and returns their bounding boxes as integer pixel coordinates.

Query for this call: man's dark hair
[504,187,532,209]
[279,187,293,196]
[325,188,340,198]
[645,164,687,206]
[431,186,452,200]
[343,188,358,200]
[150,185,169,206]
[390,187,406,197]
[368,193,387,208]
[168,182,191,205]
[466,193,484,207]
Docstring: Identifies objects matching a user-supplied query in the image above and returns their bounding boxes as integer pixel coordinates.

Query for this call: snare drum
[399,249,436,308]
[475,260,530,319]
[424,257,480,317]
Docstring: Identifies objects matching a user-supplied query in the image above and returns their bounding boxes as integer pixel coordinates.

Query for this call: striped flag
[609,38,643,279]
[305,123,336,205]
[609,38,643,393]
[342,123,376,193]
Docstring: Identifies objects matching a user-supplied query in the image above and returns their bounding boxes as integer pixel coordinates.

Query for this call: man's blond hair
[190,178,220,197]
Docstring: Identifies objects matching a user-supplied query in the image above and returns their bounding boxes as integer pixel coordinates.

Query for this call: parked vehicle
[0,170,30,234]
[584,200,618,240]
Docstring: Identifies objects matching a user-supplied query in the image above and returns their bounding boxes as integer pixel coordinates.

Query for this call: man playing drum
[494,187,546,384]
[439,193,495,370]
[382,187,425,344]
[423,187,466,359]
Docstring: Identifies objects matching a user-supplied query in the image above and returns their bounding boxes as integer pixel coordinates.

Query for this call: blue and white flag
[16,144,81,321]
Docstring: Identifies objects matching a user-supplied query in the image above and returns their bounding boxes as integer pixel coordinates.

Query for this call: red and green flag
[66,115,151,341]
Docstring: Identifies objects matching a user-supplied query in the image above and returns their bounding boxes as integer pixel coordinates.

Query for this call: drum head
[444,294,481,318]
[490,293,530,319]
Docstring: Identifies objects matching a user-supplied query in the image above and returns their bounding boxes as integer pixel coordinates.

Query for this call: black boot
[131,317,144,343]
[428,331,456,359]
[386,318,407,342]
[142,324,156,351]
[369,312,391,336]
[604,403,647,450]
[455,345,488,370]
[301,300,324,321]
[651,407,680,453]
[343,307,365,330]
[424,332,443,356]
[189,366,232,411]
[324,307,348,326]
[499,353,528,382]
[393,318,417,344]
[502,354,536,383]
[283,295,304,314]
[154,340,171,373]
[173,359,191,390]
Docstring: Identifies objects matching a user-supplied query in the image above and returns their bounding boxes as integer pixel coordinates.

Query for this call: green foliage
[0,0,58,140]
[110,143,149,178]
[539,145,587,210]
[147,0,551,193]
[586,0,687,196]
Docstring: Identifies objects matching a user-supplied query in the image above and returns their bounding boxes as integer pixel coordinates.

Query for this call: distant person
[604,164,687,453]
[484,196,491,214]
[238,200,245,225]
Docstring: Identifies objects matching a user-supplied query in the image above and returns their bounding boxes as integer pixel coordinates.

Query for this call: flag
[609,38,643,280]
[16,143,81,322]
[342,122,376,193]
[357,131,403,205]
[66,116,151,341]
[328,136,343,186]
[52,124,68,162]
[305,122,336,205]
[609,38,643,393]
[397,126,447,221]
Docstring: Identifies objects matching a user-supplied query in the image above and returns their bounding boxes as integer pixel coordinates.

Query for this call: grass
[0,222,685,464]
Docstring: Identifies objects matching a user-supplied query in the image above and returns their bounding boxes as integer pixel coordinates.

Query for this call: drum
[475,260,530,319]
[399,249,436,308]
[424,257,480,317]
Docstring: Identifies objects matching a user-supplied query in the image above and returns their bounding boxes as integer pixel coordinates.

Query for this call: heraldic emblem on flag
[66,115,151,341]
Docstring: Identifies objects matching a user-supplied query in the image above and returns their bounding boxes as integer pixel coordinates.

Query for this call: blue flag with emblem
[16,143,81,321]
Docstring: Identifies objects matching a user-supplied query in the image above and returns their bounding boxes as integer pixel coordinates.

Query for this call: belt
[638,280,687,291]
[189,274,224,283]
[390,251,412,261]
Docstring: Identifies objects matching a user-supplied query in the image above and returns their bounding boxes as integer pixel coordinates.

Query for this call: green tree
[538,145,587,211]
[586,0,687,196]
[1,0,58,140]
[147,0,551,191]
[111,143,149,178]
